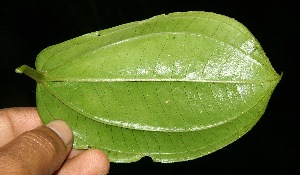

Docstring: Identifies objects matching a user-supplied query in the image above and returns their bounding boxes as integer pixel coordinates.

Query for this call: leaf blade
[17,11,281,163]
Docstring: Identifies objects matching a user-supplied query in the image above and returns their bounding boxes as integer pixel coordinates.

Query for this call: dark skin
[0,107,110,175]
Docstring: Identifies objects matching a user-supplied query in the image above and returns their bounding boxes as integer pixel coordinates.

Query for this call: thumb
[0,120,73,175]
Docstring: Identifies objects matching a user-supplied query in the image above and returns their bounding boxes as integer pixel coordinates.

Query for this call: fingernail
[47,120,73,145]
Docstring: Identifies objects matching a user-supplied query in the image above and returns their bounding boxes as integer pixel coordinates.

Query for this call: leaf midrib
[42,76,281,84]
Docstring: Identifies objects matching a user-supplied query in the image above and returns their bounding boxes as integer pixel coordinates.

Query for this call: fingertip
[57,149,110,175]
[47,120,73,146]
[0,122,73,175]
[88,149,110,174]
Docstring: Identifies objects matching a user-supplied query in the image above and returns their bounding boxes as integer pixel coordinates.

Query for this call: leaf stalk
[15,65,44,83]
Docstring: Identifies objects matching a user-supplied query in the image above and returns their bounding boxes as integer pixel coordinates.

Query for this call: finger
[0,120,73,175]
[0,107,42,146]
[67,149,85,159]
[56,149,110,175]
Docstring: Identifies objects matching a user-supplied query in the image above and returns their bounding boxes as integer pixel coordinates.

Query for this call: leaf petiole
[15,65,44,83]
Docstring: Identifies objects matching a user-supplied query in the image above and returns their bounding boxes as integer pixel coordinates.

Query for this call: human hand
[0,107,110,175]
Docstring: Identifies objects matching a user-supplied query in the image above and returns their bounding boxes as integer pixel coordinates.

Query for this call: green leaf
[16,11,281,163]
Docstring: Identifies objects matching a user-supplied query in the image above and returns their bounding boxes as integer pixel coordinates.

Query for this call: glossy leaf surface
[16,11,281,163]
